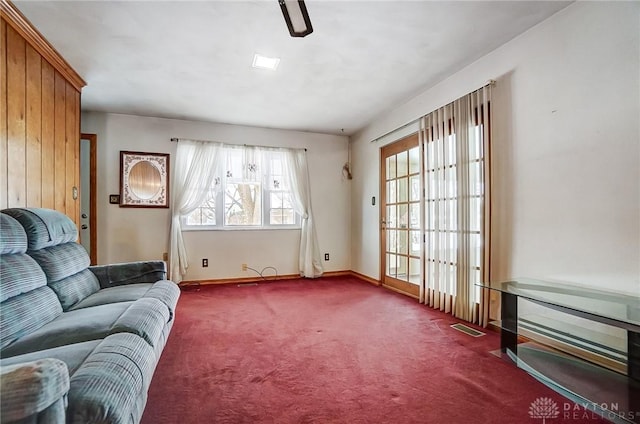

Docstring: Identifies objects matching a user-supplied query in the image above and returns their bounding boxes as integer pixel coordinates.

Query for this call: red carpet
[142,277,609,423]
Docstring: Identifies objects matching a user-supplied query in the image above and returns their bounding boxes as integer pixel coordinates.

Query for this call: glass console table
[479,279,640,424]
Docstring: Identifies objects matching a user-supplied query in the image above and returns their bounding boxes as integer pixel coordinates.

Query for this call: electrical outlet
[242,263,247,271]
[324,253,329,261]
[202,258,208,267]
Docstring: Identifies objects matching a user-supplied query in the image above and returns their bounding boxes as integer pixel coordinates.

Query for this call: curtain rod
[370,79,496,144]
[170,137,306,152]
[370,119,420,144]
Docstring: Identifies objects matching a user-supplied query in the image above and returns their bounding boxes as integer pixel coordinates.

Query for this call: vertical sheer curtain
[284,149,323,278]
[169,140,221,283]
[420,85,491,326]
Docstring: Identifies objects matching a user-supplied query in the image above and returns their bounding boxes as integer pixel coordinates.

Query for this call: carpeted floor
[141,276,610,423]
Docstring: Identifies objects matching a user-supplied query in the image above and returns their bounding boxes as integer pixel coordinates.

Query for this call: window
[183,147,299,230]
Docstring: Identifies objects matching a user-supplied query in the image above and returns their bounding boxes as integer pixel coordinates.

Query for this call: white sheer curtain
[284,149,323,278]
[420,85,491,325]
[169,140,222,283]
[169,141,322,282]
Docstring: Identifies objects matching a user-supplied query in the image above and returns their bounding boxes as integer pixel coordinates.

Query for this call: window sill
[181,226,301,232]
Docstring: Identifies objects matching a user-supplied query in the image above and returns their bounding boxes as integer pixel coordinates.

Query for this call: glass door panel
[380,135,421,298]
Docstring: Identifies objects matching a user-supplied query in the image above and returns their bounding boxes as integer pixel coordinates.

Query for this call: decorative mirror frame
[119,151,170,208]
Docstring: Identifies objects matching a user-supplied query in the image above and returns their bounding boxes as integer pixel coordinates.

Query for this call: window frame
[181,148,301,231]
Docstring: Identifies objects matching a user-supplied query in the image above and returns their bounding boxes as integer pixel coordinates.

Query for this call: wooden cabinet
[0,0,85,228]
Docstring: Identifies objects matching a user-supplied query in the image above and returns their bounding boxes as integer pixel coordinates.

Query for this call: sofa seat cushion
[1,302,131,358]
[0,340,102,376]
[67,333,157,424]
[71,281,180,320]
[70,283,153,311]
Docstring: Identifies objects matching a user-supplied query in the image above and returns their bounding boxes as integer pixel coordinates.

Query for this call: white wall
[351,1,640,295]
[81,113,350,281]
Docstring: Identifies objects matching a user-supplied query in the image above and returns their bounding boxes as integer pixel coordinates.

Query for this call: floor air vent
[451,323,485,337]
[237,283,259,287]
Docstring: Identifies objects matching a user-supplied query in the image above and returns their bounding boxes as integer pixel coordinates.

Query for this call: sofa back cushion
[4,208,100,311]
[48,269,101,311]
[0,212,28,255]
[0,252,47,303]
[0,213,63,352]
[28,243,100,310]
[0,287,63,353]
[2,208,78,250]
[29,242,91,282]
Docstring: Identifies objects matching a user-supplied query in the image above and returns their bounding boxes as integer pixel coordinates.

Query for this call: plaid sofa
[0,208,180,424]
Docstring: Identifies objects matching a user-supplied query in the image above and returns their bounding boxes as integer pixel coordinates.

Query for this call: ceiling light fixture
[252,54,280,70]
[279,0,313,38]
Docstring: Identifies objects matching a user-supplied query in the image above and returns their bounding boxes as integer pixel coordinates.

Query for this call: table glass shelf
[479,278,640,424]
[479,278,640,331]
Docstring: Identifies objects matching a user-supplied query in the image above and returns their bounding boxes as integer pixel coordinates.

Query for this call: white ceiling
[15,0,571,136]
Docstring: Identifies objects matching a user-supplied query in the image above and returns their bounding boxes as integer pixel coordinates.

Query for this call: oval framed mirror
[120,151,170,208]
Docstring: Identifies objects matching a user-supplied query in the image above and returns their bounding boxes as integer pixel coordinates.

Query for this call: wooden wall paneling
[1,2,85,219]
[26,44,41,206]
[1,19,7,209]
[0,0,85,92]
[54,71,65,213]
[40,60,54,209]
[6,24,26,207]
[65,81,77,223]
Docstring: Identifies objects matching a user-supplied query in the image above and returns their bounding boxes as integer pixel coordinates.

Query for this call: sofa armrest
[89,261,167,288]
[0,358,69,424]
